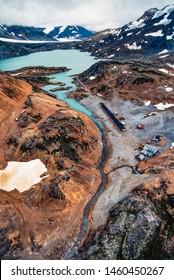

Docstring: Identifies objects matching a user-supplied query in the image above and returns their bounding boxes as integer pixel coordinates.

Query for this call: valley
[0,3,174,260]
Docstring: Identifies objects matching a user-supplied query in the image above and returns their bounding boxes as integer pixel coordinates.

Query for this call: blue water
[0,49,102,122]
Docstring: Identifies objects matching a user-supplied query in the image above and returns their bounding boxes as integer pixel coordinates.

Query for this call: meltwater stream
[0,49,109,259]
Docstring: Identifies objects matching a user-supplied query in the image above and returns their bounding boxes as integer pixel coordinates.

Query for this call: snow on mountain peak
[152,4,174,20]
[43,26,54,34]
[128,18,145,30]
[59,26,67,35]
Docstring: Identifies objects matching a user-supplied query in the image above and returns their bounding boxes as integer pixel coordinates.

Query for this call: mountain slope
[0,25,54,41]
[0,24,95,60]
[0,69,102,259]
[46,25,95,41]
[0,24,94,42]
[76,4,174,58]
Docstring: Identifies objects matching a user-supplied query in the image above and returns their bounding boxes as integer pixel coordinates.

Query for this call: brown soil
[0,71,102,259]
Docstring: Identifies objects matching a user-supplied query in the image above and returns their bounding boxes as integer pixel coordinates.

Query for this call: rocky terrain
[69,54,174,260]
[77,56,174,105]
[77,156,174,259]
[0,69,103,259]
[7,66,70,89]
[0,41,76,60]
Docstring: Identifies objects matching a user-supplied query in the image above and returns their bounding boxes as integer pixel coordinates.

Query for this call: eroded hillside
[0,70,102,259]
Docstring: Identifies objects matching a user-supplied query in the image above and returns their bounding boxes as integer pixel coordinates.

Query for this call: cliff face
[0,70,102,259]
[77,149,174,260]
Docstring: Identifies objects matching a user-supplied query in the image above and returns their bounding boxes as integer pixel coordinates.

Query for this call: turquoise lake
[0,49,101,120]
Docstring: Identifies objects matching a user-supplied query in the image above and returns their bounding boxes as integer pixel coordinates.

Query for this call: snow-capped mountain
[76,4,174,58]
[0,24,95,42]
[0,24,95,59]
[44,25,95,41]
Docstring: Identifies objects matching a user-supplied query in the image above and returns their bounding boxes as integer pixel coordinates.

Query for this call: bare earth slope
[0,70,102,259]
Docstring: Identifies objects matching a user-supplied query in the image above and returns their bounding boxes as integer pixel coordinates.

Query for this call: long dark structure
[99,102,125,131]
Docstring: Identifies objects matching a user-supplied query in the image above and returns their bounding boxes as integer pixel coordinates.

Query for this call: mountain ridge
[76,4,174,58]
[0,4,174,60]
[0,24,95,42]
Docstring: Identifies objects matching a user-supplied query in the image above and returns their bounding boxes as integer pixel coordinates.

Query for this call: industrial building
[141,144,159,157]
[99,102,125,131]
[135,144,159,161]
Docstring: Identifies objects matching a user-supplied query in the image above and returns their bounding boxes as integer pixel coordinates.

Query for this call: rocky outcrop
[77,161,174,259]
[7,66,70,89]
[0,42,31,60]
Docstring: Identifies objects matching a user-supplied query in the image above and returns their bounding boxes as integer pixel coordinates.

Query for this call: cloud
[0,0,173,31]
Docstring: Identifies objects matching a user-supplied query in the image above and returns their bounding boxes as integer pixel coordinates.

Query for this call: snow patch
[167,35,173,40]
[125,42,141,50]
[0,159,48,192]
[165,87,173,92]
[159,55,169,58]
[0,37,54,43]
[89,76,96,80]
[154,103,174,110]
[59,26,67,34]
[154,13,172,26]
[144,100,151,106]
[97,93,102,97]
[152,5,174,20]
[11,72,22,76]
[167,63,174,68]
[55,37,81,42]
[128,18,145,30]
[158,49,168,55]
[43,26,54,34]
[145,30,163,37]
[107,54,115,58]
[158,68,169,74]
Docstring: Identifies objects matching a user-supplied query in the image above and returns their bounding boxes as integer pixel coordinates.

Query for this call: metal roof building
[141,144,159,157]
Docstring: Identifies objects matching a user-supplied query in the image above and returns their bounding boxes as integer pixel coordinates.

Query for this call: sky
[0,0,174,31]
